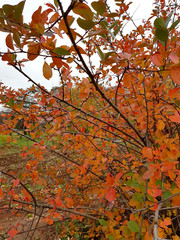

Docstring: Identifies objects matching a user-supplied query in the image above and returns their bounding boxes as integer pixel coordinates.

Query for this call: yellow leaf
[43,61,52,80]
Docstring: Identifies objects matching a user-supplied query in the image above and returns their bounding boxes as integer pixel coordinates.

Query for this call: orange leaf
[106,173,114,187]
[170,65,180,84]
[151,52,164,66]
[147,188,162,198]
[115,172,123,182]
[6,34,14,50]
[105,188,116,202]
[143,168,155,180]
[142,147,153,159]
[159,217,171,229]
[169,111,180,123]
[55,196,62,207]
[43,61,52,80]
[169,53,179,64]
[8,228,18,240]
[27,43,41,61]
[176,175,180,189]
[73,2,93,20]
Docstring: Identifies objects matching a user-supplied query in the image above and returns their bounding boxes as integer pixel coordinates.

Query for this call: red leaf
[169,111,180,123]
[106,173,114,187]
[105,188,116,202]
[13,179,20,188]
[0,188,3,200]
[151,52,164,66]
[8,228,18,240]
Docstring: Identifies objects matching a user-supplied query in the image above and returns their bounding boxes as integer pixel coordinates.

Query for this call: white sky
[0,0,154,91]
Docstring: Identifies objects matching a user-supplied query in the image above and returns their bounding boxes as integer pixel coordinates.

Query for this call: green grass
[0,133,33,152]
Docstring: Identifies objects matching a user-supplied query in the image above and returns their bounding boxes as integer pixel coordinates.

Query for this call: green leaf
[127,221,140,233]
[169,19,180,31]
[54,0,58,8]
[108,235,115,240]
[2,4,15,17]
[95,45,105,61]
[14,1,25,23]
[162,191,172,199]
[7,97,14,107]
[109,20,119,30]
[100,20,108,29]
[91,1,106,16]
[114,24,122,36]
[13,30,21,47]
[154,18,165,28]
[54,47,70,56]
[99,219,108,226]
[164,14,172,28]
[155,27,168,42]
[77,18,95,30]
[132,193,143,203]
[104,52,114,61]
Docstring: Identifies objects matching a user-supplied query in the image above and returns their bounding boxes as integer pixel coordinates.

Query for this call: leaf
[151,52,164,66]
[169,19,180,31]
[77,18,95,30]
[2,4,14,17]
[6,34,14,50]
[143,168,155,180]
[95,45,105,61]
[142,147,153,159]
[147,188,162,198]
[105,188,116,202]
[169,111,180,123]
[164,14,172,28]
[106,173,114,187]
[99,219,108,226]
[127,220,140,233]
[13,30,21,47]
[115,172,123,182]
[114,24,122,36]
[13,179,20,188]
[159,217,171,229]
[154,18,165,28]
[73,2,93,20]
[108,235,115,240]
[54,47,70,56]
[14,1,25,23]
[91,1,106,16]
[7,97,14,107]
[8,228,18,240]
[169,53,179,64]
[155,27,169,42]
[43,61,52,80]
[0,188,3,200]
[170,65,180,84]
[27,43,41,60]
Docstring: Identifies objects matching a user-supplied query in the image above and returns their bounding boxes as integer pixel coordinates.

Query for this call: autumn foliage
[0,0,180,239]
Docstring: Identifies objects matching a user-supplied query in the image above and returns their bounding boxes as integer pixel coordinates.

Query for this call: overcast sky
[0,0,154,91]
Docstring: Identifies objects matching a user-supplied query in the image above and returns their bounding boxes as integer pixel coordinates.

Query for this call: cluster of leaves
[0,0,180,239]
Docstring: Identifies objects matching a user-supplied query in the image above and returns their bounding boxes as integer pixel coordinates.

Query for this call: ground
[0,144,59,240]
